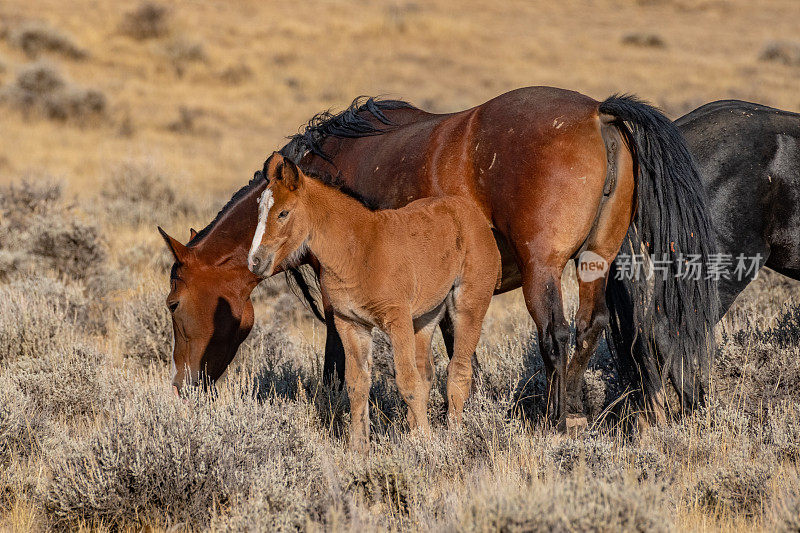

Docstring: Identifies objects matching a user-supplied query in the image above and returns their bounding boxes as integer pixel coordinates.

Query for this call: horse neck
[194,181,267,273]
[303,179,375,277]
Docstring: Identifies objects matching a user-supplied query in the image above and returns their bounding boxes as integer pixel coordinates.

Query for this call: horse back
[678,100,800,294]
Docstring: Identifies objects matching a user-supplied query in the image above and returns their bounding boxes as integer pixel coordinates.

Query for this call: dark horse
[609,100,800,415]
[159,87,717,425]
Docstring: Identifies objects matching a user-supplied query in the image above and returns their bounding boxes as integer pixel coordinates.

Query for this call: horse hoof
[565,414,588,437]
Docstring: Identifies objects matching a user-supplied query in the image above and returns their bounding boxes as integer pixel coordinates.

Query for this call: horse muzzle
[248,249,274,278]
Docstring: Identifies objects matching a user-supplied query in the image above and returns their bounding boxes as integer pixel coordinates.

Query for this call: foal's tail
[599,95,718,416]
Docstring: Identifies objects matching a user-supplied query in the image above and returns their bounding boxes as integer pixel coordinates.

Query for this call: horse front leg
[333,315,373,453]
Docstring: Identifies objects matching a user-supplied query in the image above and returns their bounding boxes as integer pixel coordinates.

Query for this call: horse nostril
[251,256,260,268]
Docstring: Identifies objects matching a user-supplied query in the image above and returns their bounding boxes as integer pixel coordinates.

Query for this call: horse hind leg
[520,265,572,428]
[566,131,635,421]
[386,315,431,434]
[565,265,610,416]
[445,273,498,423]
[411,304,447,427]
[439,307,482,390]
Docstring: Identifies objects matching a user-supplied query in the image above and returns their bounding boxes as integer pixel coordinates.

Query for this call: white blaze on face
[248,188,274,270]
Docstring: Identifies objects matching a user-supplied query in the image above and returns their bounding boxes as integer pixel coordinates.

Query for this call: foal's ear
[158,226,190,263]
[279,159,302,191]
[189,228,198,240]
[262,151,283,182]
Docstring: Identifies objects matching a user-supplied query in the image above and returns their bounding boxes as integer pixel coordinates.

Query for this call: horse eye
[168,301,179,313]
[278,210,289,219]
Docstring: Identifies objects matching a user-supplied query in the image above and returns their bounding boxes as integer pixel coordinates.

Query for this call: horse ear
[280,159,302,191]
[158,226,189,263]
[262,151,283,182]
[189,228,197,240]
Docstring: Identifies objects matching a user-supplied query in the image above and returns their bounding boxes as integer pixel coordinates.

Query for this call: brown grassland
[1,0,800,531]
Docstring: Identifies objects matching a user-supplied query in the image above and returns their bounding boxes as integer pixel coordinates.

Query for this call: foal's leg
[334,315,373,452]
[446,281,495,423]
[440,309,482,390]
[412,305,446,424]
[386,315,430,433]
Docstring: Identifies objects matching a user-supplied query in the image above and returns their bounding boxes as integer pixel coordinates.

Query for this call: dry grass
[1,1,799,530]
[0,175,798,530]
[1,0,798,199]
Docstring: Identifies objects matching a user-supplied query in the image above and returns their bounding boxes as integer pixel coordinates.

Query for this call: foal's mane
[303,168,380,211]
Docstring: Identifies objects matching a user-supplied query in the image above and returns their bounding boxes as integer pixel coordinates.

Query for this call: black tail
[599,95,718,416]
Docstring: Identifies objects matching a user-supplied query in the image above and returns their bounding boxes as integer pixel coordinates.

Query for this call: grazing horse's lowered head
[158,192,264,392]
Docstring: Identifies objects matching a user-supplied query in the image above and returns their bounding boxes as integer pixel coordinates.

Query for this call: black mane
[191,96,414,245]
[279,96,415,163]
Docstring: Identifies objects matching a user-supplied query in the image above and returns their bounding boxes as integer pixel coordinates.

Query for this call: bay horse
[158,86,718,426]
[610,100,800,415]
[247,154,500,450]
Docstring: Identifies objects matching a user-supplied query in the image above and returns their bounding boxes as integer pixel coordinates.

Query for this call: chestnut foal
[248,153,500,451]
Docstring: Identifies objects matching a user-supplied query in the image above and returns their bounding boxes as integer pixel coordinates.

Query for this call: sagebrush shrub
[0,179,62,224]
[693,462,772,518]
[8,22,87,59]
[548,436,614,476]
[0,385,52,467]
[760,40,800,66]
[30,217,106,280]
[0,279,83,364]
[99,160,197,226]
[43,384,323,528]
[453,471,672,532]
[119,3,170,40]
[770,477,800,533]
[4,344,116,419]
[0,180,109,284]
[1,61,107,123]
[114,282,172,365]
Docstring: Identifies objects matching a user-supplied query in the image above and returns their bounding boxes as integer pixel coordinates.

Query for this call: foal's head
[248,153,311,278]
